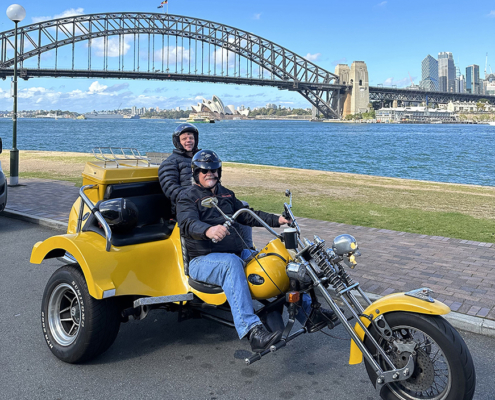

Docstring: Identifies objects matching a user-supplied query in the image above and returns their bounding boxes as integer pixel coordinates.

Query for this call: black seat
[82,181,175,247]
[181,237,223,294]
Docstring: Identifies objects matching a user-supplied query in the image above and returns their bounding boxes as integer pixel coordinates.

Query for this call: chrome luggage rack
[92,147,150,167]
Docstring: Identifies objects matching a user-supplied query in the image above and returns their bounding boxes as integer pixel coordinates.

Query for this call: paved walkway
[4,178,495,323]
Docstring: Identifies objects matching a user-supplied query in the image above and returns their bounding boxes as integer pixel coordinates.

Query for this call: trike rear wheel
[41,264,121,363]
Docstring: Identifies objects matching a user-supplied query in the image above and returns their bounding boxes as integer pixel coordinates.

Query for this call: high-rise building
[420,55,439,91]
[486,73,495,95]
[438,52,456,92]
[466,65,480,94]
[455,74,465,93]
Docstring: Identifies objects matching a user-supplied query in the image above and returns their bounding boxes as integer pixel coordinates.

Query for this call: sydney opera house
[190,96,250,119]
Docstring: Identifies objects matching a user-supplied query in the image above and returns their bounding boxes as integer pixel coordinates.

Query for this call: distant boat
[186,117,215,123]
[84,111,123,119]
[488,122,495,126]
[123,114,140,119]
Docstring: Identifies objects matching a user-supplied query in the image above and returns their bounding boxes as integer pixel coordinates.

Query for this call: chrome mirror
[201,197,218,208]
[285,189,292,208]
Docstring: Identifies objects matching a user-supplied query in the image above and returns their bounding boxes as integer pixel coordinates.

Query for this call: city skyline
[0,0,494,112]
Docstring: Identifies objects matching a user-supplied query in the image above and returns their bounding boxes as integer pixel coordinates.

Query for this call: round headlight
[332,234,358,256]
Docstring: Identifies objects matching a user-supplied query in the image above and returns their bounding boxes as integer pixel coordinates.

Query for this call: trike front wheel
[363,312,475,400]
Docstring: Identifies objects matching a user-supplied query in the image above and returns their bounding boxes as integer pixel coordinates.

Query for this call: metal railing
[92,147,150,167]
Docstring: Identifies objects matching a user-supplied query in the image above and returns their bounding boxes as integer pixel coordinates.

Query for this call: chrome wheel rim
[378,325,452,400]
[47,283,81,346]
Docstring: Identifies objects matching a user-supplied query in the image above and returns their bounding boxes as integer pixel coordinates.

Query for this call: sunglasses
[199,168,218,174]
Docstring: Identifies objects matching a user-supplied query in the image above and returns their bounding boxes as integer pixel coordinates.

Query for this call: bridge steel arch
[0,13,346,118]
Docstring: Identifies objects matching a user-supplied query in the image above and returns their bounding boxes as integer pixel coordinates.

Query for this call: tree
[476,102,485,112]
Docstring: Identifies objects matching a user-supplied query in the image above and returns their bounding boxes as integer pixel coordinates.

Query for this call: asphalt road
[1,216,495,400]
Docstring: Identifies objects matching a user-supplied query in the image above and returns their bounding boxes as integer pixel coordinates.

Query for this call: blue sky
[0,0,494,112]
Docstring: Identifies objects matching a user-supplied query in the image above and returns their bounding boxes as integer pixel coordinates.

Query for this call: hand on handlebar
[206,225,230,243]
[279,216,292,226]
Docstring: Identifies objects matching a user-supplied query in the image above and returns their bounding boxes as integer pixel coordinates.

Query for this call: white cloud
[88,82,108,94]
[305,53,321,61]
[153,46,192,63]
[253,13,262,20]
[90,36,132,58]
[382,77,412,87]
[32,8,85,23]
[377,1,387,6]
[488,10,495,17]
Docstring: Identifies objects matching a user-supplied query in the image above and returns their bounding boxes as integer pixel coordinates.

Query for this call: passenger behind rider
[158,123,200,217]
[176,150,337,353]
[158,123,254,248]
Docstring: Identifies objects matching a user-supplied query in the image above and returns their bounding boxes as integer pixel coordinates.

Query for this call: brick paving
[4,178,495,321]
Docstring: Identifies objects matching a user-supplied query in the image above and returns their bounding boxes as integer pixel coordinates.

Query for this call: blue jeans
[189,249,312,338]
[236,224,254,249]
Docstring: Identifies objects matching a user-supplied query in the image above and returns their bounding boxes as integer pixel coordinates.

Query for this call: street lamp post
[6,4,26,187]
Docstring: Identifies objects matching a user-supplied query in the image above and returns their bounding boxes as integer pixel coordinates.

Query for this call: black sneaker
[248,325,282,353]
[305,308,339,333]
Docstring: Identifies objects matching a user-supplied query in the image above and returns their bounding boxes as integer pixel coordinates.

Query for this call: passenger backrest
[104,181,173,226]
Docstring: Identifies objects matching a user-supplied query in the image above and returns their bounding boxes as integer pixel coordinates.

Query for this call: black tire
[41,264,121,363]
[363,312,475,400]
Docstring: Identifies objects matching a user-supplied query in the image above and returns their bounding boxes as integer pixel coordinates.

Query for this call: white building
[447,101,495,113]
[376,106,456,122]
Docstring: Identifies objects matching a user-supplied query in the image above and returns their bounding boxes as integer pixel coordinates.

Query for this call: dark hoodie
[158,130,199,215]
[176,183,281,260]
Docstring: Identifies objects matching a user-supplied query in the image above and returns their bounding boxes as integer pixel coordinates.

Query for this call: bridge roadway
[369,85,495,105]
[0,68,347,92]
[2,67,494,106]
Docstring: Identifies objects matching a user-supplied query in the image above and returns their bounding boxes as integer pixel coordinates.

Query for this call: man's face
[198,169,219,189]
[179,132,195,152]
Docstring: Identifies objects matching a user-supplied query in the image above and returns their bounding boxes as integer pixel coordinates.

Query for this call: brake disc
[391,344,435,391]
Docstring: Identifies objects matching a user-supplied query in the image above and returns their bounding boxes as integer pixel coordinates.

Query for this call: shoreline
[2,149,494,189]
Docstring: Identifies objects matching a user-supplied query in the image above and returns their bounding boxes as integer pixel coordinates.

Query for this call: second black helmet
[173,123,199,152]
[191,150,222,184]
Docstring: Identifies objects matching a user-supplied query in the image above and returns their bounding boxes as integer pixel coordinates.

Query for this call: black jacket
[158,148,198,215]
[177,183,281,260]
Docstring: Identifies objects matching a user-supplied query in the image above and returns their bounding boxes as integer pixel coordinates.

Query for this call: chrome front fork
[302,257,415,393]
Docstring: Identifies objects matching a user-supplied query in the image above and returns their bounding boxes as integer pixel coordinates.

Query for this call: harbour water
[0,118,494,187]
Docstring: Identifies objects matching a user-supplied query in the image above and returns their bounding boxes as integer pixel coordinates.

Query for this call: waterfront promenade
[3,178,495,334]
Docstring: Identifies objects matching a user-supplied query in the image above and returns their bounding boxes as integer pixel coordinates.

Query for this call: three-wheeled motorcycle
[32,148,476,400]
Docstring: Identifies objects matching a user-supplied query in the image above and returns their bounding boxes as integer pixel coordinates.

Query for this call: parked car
[0,138,7,212]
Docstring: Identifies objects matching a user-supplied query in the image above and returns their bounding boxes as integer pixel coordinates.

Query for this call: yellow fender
[30,227,190,300]
[348,292,450,365]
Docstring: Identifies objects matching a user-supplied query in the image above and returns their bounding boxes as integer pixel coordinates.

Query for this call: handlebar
[210,207,283,243]
[77,185,112,252]
[284,202,301,235]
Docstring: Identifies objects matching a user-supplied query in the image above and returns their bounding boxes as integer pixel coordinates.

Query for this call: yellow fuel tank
[245,238,291,300]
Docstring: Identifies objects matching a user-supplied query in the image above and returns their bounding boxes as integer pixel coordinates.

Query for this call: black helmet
[173,123,199,152]
[99,198,139,234]
[192,150,222,184]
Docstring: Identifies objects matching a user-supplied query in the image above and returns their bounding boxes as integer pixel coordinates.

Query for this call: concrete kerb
[3,209,67,232]
[358,291,495,338]
[3,210,494,338]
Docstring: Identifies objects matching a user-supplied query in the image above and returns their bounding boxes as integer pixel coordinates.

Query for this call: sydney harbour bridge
[1,12,494,118]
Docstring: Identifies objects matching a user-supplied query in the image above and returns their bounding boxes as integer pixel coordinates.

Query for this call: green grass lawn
[2,151,494,242]
[232,188,495,243]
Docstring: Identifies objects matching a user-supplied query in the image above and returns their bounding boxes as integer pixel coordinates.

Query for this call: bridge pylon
[333,61,370,118]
